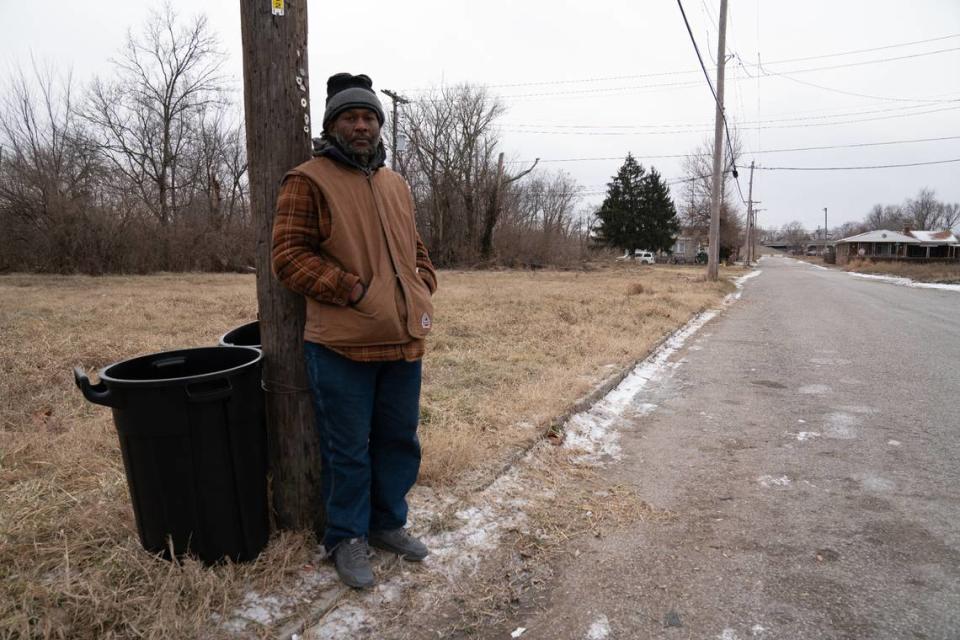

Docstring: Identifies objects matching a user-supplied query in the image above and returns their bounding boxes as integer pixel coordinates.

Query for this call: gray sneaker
[369,528,429,561]
[331,538,374,588]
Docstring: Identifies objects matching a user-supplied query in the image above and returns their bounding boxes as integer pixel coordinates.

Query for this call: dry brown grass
[0,265,735,639]
[843,259,960,283]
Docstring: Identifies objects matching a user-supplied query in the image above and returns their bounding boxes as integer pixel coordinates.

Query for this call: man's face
[329,108,381,164]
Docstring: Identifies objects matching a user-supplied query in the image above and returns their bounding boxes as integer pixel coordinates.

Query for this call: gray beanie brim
[323,86,385,128]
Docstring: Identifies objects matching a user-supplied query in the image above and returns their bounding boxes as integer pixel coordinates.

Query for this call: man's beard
[332,132,379,168]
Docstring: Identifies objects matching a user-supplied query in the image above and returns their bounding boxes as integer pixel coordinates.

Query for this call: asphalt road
[517,257,960,640]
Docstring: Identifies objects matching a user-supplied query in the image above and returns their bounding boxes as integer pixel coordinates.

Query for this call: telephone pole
[823,207,828,253]
[240,0,322,533]
[746,162,753,264]
[382,89,411,171]
[706,0,729,280]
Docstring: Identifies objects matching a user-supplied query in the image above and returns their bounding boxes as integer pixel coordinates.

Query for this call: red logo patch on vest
[421,313,432,330]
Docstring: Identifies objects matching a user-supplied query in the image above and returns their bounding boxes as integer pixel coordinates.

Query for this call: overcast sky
[3,0,959,232]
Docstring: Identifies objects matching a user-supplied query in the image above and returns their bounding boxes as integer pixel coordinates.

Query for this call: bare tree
[0,61,106,272]
[781,221,808,254]
[400,84,505,264]
[864,203,907,230]
[84,5,224,226]
[680,134,743,258]
[904,187,940,230]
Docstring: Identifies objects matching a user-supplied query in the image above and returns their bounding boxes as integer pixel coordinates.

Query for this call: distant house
[834,228,960,265]
[668,227,706,262]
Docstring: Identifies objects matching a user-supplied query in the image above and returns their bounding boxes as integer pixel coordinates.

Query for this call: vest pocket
[401,273,434,338]
[352,276,382,318]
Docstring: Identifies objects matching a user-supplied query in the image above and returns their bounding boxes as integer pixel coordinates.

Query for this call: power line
[756,158,960,171]
[753,33,960,66]
[400,33,960,93]
[502,101,955,131]
[676,0,741,196]
[498,104,960,136]
[751,46,960,75]
[502,134,960,166]
[757,64,960,104]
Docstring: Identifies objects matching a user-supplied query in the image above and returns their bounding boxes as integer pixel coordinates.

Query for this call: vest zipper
[366,173,409,327]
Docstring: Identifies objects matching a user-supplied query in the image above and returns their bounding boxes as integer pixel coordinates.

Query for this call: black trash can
[218,321,260,350]
[74,346,269,564]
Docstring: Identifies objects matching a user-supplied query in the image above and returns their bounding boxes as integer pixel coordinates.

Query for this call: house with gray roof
[834,228,960,265]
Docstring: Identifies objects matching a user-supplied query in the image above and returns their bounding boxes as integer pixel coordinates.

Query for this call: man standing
[272,73,437,588]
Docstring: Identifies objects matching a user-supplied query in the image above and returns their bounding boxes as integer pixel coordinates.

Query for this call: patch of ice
[758,475,791,488]
[735,269,763,285]
[860,475,895,492]
[233,594,288,625]
[798,384,831,395]
[787,431,821,442]
[563,308,718,463]
[586,614,611,640]
[888,439,902,446]
[421,474,529,581]
[848,271,960,292]
[797,419,806,424]
[312,605,371,640]
[824,412,860,439]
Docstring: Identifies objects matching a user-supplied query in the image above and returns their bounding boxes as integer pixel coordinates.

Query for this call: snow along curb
[561,268,762,460]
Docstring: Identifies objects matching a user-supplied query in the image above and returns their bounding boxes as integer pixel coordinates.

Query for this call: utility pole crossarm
[382,89,411,171]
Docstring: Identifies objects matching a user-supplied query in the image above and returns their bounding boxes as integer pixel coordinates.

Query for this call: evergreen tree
[595,154,680,254]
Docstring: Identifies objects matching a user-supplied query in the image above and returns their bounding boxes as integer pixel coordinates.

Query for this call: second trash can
[218,320,260,350]
[74,346,268,564]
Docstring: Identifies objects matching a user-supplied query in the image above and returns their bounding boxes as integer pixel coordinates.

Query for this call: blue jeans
[303,342,423,551]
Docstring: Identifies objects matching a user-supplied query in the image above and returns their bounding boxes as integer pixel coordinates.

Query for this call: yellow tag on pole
[271,0,284,16]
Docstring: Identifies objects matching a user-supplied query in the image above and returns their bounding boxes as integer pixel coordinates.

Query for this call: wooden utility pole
[745,160,755,265]
[706,0,729,280]
[240,0,322,534]
[382,89,411,171]
[823,207,828,253]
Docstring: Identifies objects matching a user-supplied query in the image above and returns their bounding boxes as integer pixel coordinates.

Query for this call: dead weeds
[843,259,960,283]
[0,265,732,638]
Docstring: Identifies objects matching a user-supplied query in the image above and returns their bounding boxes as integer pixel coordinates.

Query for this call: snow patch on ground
[218,553,340,635]
[563,309,717,463]
[309,604,372,640]
[848,271,960,292]
[858,474,896,492]
[421,471,531,581]
[758,475,791,488]
[787,431,821,442]
[586,614,611,639]
[726,270,762,300]
[719,629,742,640]
[798,384,831,395]
[888,439,902,446]
[824,412,860,439]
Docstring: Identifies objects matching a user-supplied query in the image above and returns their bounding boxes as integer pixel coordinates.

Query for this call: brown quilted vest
[287,157,433,347]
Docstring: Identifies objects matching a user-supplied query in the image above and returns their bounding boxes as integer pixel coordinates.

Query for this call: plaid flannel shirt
[272,174,437,362]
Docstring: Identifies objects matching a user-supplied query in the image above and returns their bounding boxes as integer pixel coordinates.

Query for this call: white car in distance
[634,250,655,264]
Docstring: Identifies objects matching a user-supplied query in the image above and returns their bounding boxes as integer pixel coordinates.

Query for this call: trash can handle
[185,378,233,403]
[74,367,118,408]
